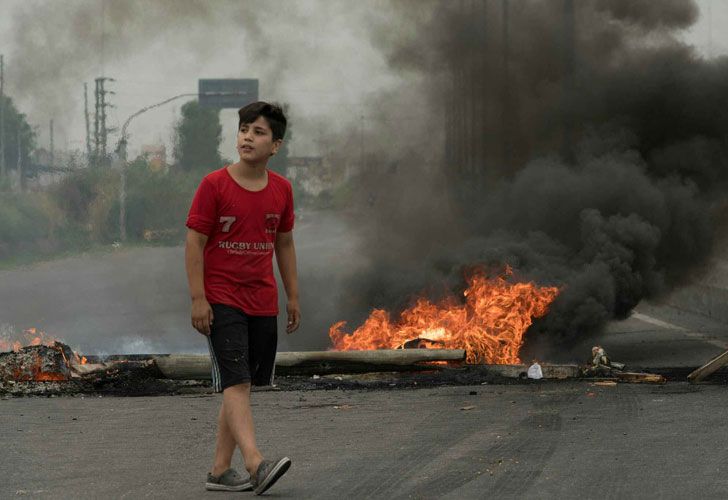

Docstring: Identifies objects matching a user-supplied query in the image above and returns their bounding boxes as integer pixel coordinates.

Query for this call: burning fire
[329,267,560,364]
[0,328,88,381]
[0,327,58,353]
[23,350,68,381]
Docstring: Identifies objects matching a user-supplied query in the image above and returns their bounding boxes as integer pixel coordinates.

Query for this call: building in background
[140,144,167,173]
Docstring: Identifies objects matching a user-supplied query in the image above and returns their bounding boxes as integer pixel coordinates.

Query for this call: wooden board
[688,349,728,383]
[615,372,666,384]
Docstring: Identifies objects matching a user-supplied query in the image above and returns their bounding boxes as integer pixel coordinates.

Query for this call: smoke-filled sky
[0,0,407,159]
[0,0,725,160]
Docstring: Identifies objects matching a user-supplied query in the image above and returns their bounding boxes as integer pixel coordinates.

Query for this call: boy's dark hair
[237,101,287,141]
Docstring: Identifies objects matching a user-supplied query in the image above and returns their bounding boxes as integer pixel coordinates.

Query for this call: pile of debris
[0,343,72,382]
[0,340,679,396]
[581,346,665,384]
[0,343,471,396]
[0,342,199,396]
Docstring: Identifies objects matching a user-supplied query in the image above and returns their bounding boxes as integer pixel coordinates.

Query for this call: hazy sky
[0,0,403,161]
[0,0,726,163]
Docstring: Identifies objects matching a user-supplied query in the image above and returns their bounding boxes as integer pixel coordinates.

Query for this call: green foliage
[173,100,223,172]
[0,95,35,172]
[107,158,198,241]
[51,168,114,225]
[0,155,206,264]
[0,192,54,259]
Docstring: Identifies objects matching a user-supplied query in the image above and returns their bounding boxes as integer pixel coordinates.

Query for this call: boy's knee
[223,382,252,394]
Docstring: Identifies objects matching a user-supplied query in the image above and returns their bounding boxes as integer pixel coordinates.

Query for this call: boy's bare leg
[214,383,264,477]
[211,401,236,476]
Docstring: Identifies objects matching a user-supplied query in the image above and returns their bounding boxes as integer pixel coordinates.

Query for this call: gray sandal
[205,468,253,491]
[252,457,292,495]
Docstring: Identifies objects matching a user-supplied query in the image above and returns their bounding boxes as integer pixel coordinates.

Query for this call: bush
[0,193,54,259]
[50,168,114,225]
[106,159,199,241]
[1,158,205,264]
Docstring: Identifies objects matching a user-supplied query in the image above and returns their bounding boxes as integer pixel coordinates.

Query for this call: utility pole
[0,54,5,181]
[84,83,91,163]
[94,76,115,165]
[100,80,107,159]
[94,79,99,163]
[49,119,54,168]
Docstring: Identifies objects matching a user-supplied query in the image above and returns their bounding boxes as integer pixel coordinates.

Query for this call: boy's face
[237,115,282,164]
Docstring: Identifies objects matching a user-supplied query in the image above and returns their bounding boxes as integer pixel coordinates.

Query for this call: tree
[0,95,35,180]
[173,100,222,172]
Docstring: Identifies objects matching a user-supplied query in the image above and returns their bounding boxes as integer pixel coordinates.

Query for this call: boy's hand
[286,299,301,334]
[191,297,214,335]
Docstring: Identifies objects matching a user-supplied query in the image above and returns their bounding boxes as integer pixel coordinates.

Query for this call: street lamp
[115,91,246,242]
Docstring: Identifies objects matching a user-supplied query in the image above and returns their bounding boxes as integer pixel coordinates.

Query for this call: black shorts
[206,303,278,392]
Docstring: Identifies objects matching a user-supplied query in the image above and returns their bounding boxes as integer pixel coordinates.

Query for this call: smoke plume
[331,0,728,359]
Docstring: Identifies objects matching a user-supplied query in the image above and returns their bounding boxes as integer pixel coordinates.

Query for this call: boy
[185,101,300,495]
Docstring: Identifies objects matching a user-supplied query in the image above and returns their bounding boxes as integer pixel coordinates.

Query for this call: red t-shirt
[186,167,295,316]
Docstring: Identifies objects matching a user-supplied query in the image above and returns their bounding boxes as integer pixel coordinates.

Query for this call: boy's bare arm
[185,228,214,335]
[274,231,300,333]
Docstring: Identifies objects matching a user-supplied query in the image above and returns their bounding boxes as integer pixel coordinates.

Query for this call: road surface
[2,382,727,499]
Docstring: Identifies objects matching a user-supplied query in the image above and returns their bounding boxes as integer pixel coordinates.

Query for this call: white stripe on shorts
[269,354,276,386]
[207,336,222,392]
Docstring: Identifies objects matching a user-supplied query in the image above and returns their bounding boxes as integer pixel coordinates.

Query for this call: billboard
[198,79,258,109]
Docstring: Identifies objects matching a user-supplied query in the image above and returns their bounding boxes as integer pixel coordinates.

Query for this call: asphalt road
[0,210,363,355]
[2,382,727,499]
[570,302,728,368]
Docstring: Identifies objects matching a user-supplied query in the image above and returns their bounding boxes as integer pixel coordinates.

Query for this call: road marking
[632,312,727,350]
[631,312,685,331]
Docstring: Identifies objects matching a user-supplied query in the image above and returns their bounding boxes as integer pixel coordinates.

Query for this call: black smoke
[332,0,728,359]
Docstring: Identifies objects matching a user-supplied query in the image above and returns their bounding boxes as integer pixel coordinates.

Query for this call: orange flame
[10,351,69,382]
[1,328,89,381]
[1,329,57,352]
[329,268,560,364]
[0,340,23,352]
[1,328,66,353]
